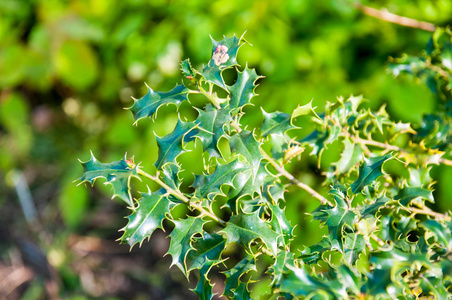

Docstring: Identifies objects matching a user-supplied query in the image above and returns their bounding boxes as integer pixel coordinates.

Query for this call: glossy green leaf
[187,233,226,272]
[343,233,366,267]
[120,191,171,247]
[221,210,280,255]
[260,109,294,137]
[394,187,434,206]
[129,84,189,122]
[228,66,261,109]
[351,154,392,194]
[78,152,138,207]
[155,119,197,169]
[228,130,263,178]
[167,216,206,276]
[223,256,256,298]
[193,159,252,200]
[194,105,232,158]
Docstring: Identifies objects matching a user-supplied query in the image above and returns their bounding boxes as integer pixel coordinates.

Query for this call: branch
[137,169,226,226]
[350,135,452,167]
[354,3,436,32]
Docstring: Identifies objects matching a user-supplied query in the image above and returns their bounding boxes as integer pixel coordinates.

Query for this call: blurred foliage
[0,0,451,299]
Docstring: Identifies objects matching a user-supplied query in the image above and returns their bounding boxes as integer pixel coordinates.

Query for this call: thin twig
[350,135,452,166]
[354,3,436,32]
[411,207,451,221]
[260,149,332,206]
[137,169,226,226]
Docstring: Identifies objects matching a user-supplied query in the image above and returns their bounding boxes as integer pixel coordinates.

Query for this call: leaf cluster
[77,31,452,299]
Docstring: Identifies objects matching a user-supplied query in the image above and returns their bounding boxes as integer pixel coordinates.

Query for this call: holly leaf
[201,34,244,90]
[228,130,263,178]
[269,204,294,246]
[155,119,197,169]
[228,66,261,109]
[194,105,232,158]
[279,265,338,298]
[394,187,434,206]
[181,58,196,78]
[187,233,226,273]
[343,233,366,267]
[167,216,206,276]
[351,154,393,194]
[261,109,294,137]
[232,281,252,300]
[120,191,172,247]
[78,152,138,207]
[192,262,216,300]
[193,159,252,200]
[223,255,256,298]
[129,83,189,122]
[268,250,294,285]
[312,196,357,249]
[334,138,363,174]
[220,210,280,255]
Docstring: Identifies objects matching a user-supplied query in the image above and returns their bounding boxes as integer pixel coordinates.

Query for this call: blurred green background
[1,0,451,299]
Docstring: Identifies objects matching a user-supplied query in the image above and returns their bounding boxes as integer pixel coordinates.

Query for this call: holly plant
[77,32,452,299]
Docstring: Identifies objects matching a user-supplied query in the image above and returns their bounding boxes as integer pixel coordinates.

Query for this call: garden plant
[77,29,452,299]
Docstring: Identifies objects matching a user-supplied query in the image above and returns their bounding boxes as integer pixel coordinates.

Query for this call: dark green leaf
[120,191,171,247]
[228,66,261,109]
[220,210,280,255]
[187,233,226,273]
[155,119,197,169]
[223,255,256,298]
[193,159,252,200]
[78,152,138,207]
[192,262,215,300]
[351,154,392,194]
[194,105,232,158]
[201,34,244,90]
[129,83,189,122]
[261,109,294,137]
[167,216,206,276]
[394,187,434,206]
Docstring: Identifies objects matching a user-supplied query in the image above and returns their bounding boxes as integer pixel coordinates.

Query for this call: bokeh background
[1,0,452,299]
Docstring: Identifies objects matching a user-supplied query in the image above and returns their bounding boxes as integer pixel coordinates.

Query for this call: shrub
[77,31,452,299]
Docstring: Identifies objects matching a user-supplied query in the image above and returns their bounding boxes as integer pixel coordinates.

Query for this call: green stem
[137,169,226,226]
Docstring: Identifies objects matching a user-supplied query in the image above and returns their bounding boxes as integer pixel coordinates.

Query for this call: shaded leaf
[394,187,434,206]
[223,255,256,298]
